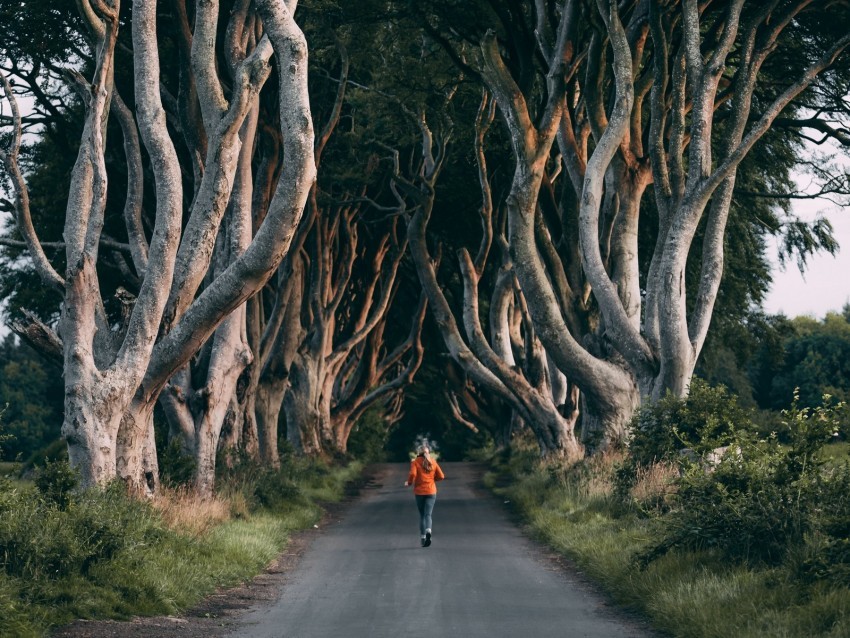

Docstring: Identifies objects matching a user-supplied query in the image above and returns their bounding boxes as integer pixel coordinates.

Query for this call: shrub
[631,379,752,465]
[615,380,754,502]
[0,482,160,581]
[0,404,11,457]
[157,438,196,488]
[639,393,846,568]
[252,470,305,511]
[0,448,362,636]
[23,438,69,472]
[34,460,78,510]
[347,406,390,463]
[795,463,850,587]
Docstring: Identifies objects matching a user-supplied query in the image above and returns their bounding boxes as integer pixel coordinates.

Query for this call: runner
[404,444,445,547]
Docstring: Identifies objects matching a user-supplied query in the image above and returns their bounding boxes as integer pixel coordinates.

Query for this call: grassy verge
[0,458,363,638]
[484,445,850,638]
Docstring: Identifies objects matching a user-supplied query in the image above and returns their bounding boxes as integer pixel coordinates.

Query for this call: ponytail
[422,452,433,473]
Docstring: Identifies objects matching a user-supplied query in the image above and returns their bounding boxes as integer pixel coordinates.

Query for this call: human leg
[415,495,428,536]
[421,494,436,537]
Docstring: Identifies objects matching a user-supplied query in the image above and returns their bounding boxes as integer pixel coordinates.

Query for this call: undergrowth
[0,453,362,637]
[486,382,850,638]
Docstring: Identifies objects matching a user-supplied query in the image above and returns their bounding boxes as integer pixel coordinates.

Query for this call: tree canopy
[1,0,849,489]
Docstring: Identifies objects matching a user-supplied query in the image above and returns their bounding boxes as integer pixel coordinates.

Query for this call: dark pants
[415,494,436,535]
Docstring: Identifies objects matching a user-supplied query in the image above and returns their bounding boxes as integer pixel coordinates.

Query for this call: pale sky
[762,149,850,320]
[763,209,850,319]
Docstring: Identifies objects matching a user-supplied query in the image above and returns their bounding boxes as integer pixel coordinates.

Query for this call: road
[232,462,653,638]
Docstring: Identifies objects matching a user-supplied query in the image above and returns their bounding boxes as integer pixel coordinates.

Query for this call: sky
[762,152,850,319]
[763,209,850,319]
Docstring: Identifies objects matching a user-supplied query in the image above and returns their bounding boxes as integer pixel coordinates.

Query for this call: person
[404,444,445,547]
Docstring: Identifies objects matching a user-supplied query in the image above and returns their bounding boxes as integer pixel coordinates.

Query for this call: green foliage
[0,404,11,459]
[216,450,361,512]
[744,311,850,412]
[0,482,159,583]
[156,439,196,489]
[346,405,390,463]
[23,439,69,472]
[770,313,850,409]
[615,380,753,499]
[0,0,86,65]
[488,411,850,638]
[632,379,752,463]
[33,460,78,510]
[0,412,15,512]
[251,470,305,511]
[639,393,847,568]
[795,465,850,588]
[0,457,362,636]
[0,337,63,461]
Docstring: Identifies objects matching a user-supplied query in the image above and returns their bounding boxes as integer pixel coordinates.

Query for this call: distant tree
[0,336,63,460]
[768,312,850,408]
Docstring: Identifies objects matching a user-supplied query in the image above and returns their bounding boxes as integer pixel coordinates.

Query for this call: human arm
[405,460,417,486]
[434,463,445,482]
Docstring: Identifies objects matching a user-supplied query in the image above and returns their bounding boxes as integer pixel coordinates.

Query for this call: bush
[0,482,160,581]
[34,459,78,509]
[639,393,847,568]
[0,404,11,458]
[0,453,363,635]
[631,379,752,465]
[795,463,850,587]
[23,438,69,472]
[157,439,196,488]
[347,406,390,463]
[252,470,305,511]
[615,380,754,501]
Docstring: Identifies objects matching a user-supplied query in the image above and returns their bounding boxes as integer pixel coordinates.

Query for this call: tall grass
[486,440,850,638]
[0,457,362,637]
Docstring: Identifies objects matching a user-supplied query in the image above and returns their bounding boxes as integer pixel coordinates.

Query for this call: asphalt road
[232,462,653,638]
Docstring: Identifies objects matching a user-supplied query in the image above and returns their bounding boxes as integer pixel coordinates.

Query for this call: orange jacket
[407,455,445,495]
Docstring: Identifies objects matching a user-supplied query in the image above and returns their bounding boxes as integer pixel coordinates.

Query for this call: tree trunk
[193,309,253,495]
[160,366,196,454]
[579,380,640,451]
[116,396,159,495]
[62,378,124,488]
[254,262,306,467]
[283,354,324,456]
[256,375,287,467]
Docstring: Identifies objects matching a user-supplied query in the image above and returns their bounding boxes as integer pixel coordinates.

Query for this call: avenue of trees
[2,0,850,494]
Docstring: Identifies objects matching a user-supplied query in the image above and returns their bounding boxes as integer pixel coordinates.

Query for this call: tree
[0,336,63,460]
[398,99,584,460]
[412,0,850,447]
[280,205,426,457]
[760,312,850,409]
[0,0,316,493]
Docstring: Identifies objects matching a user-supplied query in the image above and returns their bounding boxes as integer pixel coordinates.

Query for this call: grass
[0,458,362,638]
[820,441,850,464]
[0,461,30,489]
[485,444,850,638]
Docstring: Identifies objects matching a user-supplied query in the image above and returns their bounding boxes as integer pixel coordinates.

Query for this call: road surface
[232,462,653,638]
